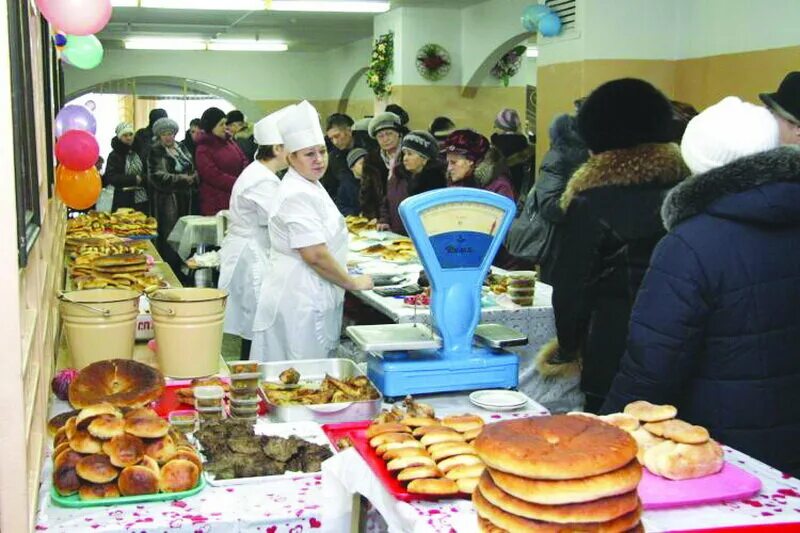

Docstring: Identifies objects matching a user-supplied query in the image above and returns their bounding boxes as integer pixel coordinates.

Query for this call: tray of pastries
[50,404,205,507]
[69,252,166,292]
[67,208,157,239]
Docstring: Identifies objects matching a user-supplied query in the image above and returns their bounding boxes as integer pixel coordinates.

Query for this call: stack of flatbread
[71,254,163,292]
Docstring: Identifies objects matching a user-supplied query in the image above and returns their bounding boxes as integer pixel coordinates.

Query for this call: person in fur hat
[603,97,800,476]
[442,129,516,202]
[539,78,689,413]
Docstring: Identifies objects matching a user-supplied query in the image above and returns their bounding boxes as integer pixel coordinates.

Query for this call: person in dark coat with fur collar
[603,97,800,476]
[443,129,516,202]
[538,78,689,413]
[378,131,446,235]
[104,122,148,212]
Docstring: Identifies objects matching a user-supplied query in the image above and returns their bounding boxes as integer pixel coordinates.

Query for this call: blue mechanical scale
[348,188,520,399]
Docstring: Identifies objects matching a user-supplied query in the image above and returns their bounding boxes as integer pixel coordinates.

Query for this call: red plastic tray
[321,421,468,502]
[152,382,268,418]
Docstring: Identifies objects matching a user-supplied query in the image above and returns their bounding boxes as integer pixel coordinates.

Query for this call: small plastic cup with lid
[168,410,198,434]
[228,360,260,375]
[194,385,224,409]
[507,270,537,289]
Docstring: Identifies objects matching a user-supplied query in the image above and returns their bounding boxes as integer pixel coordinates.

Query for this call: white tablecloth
[167,215,220,260]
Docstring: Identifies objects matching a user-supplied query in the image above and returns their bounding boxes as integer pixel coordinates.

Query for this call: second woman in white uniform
[218,105,293,358]
[250,101,373,361]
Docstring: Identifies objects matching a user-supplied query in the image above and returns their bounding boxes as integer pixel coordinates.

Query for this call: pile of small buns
[366,413,486,496]
[52,403,203,500]
[472,415,644,533]
[574,400,724,481]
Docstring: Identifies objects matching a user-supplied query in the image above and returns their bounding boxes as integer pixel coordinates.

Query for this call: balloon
[55,130,99,171]
[55,104,96,137]
[53,33,68,47]
[62,34,104,70]
[37,0,112,36]
[56,165,101,210]
[521,4,551,32]
[84,100,96,112]
[538,12,563,37]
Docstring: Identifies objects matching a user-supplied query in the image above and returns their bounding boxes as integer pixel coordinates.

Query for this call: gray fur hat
[368,112,402,138]
[152,117,180,138]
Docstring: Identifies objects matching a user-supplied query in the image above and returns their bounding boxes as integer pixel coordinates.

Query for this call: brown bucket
[148,288,227,378]
[59,289,141,369]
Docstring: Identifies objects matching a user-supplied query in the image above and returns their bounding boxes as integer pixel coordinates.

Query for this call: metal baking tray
[260,358,382,423]
[346,323,441,352]
[474,323,528,348]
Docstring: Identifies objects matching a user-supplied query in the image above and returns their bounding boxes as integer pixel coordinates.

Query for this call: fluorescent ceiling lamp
[111,0,139,6]
[139,0,266,9]
[124,38,207,50]
[208,40,288,51]
[526,46,539,58]
[269,1,389,13]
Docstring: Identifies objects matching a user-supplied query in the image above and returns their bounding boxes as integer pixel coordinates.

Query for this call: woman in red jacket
[195,107,250,215]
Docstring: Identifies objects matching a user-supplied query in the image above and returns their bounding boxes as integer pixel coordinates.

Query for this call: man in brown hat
[760,71,800,145]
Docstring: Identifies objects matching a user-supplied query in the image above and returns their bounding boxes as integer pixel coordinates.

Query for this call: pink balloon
[55,130,99,171]
[37,0,112,36]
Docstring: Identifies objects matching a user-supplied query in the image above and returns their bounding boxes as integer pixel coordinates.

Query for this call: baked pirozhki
[386,455,436,471]
[429,442,476,462]
[642,439,724,480]
[397,465,442,482]
[87,414,126,439]
[376,440,424,457]
[436,454,483,474]
[366,422,412,439]
[407,478,459,495]
[399,417,440,428]
[643,419,710,444]
[76,402,121,428]
[420,429,465,447]
[457,476,481,495]
[78,482,121,500]
[53,449,83,496]
[103,434,145,468]
[413,425,446,438]
[442,414,484,433]
[75,454,119,484]
[369,432,415,448]
[118,465,159,496]
[382,447,431,461]
[125,415,170,439]
[623,400,677,423]
[599,413,640,433]
[445,462,486,481]
[143,434,177,464]
[158,459,199,493]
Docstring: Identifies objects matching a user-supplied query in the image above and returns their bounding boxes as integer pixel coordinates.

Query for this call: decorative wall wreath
[491,45,527,87]
[415,43,451,82]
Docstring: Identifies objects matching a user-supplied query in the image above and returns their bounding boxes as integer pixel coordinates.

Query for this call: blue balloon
[538,12,563,37]
[521,4,551,32]
[53,33,67,47]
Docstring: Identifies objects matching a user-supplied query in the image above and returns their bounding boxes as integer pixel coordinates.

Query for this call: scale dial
[419,201,505,269]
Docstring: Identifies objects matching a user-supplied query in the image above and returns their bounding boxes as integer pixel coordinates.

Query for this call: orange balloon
[56,164,101,210]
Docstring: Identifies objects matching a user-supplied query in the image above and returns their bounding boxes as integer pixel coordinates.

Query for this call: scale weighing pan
[346,323,441,353]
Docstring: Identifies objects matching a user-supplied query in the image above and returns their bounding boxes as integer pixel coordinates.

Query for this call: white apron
[218,161,280,340]
[250,168,348,361]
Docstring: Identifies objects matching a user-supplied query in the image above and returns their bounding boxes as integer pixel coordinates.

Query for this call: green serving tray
[50,476,205,508]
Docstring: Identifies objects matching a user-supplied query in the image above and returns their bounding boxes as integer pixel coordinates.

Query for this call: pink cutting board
[639,462,762,510]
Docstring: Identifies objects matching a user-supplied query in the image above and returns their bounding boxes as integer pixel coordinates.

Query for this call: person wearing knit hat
[494,108,521,133]
[226,109,257,162]
[133,108,167,163]
[368,112,404,176]
[250,100,373,362]
[429,116,455,148]
[219,105,293,358]
[152,117,179,139]
[346,147,368,171]
[603,100,800,477]
[491,108,533,196]
[376,131,446,234]
[195,106,249,215]
[441,129,515,203]
[538,78,689,413]
[385,104,409,127]
[104,121,147,212]
[759,71,800,146]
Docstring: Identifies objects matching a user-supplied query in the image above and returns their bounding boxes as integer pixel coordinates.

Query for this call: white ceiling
[100,0,487,52]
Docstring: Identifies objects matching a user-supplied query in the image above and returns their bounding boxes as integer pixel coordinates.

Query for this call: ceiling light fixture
[207,40,288,51]
[526,46,539,58]
[139,0,266,9]
[110,0,139,6]
[268,1,390,12]
[124,38,207,50]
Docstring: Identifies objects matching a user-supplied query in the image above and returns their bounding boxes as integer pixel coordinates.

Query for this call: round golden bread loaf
[76,454,119,483]
[397,465,442,482]
[442,414,485,433]
[407,477,459,495]
[473,488,643,533]
[76,402,121,428]
[642,439,724,480]
[118,465,159,496]
[88,414,126,439]
[369,432,415,448]
[386,455,436,471]
[457,476,481,494]
[487,460,642,505]
[643,419,709,444]
[69,429,104,454]
[69,359,165,409]
[474,415,637,480]
[366,422,412,439]
[445,462,486,481]
[623,400,677,423]
[144,434,177,464]
[53,449,83,496]
[436,454,483,473]
[104,434,145,468]
[376,440,424,457]
[399,417,440,428]
[477,516,508,533]
[382,447,430,461]
[125,416,170,439]
[159,459,199,492]
[420,429,465,447]
[478,471,640,524]
[79,482,121,500]
[429,442,476,462]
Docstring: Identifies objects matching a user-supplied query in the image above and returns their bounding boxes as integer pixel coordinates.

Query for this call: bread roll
[88,414,125,439]
[144,434,177,464]
[420,430,465,447]
[599,413,640,433]
[445,462,486,480]
[65,416,78,440]
[407,478,459,495]
[76,402,122,428]
[48,409,81,435]
[399,417,440,428]
[53,426,68,449]
[630,427,666,463]
[376,440,424,457]
[53,449,83,496]
[366,422,412,439]
[76,454,120,483]
[54,441,72,459]
[369,432,415,448]
[69,429,103,454]
[623,400,677,423]
[125,416,170,439]
[104,434,145,468]
[442,414,484,433]
[382,447,430,461]
[643,419,709,444]
[412,425,445,438]
[457,477,480,495]
[429,442,476,462]
[397,466,442,482]
[386,455,436,471]
[436,454,483,474]
[139,455,160,476]
[159,459,199,492]
[643,439,724,480]
[123,407,160,420]
[170,449,203,471]
[462,427,483,442]
[118,465,159,496]
[79,482,121,500]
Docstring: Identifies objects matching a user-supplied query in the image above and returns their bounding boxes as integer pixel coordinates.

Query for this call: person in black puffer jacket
[103,122,148,213]
[603,97,800,477]
[538,79,689,412]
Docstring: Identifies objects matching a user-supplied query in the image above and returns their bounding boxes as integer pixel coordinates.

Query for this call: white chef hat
[277,100,325,153]
[681,96,780,175]
[253,104,295,146]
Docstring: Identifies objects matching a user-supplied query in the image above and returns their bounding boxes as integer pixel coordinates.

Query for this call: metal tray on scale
[346,323,441,353]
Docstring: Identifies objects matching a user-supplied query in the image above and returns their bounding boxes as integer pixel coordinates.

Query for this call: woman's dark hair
[255,145,276,161]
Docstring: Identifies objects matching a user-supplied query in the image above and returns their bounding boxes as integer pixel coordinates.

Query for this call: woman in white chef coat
[218,105,293,359]
[250,101,373,361]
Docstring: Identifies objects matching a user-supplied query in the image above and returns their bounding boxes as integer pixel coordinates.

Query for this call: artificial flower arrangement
[367,31,394,98]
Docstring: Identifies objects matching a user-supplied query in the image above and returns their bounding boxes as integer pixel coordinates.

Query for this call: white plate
[349,239,379,252]
[469,390,529,411]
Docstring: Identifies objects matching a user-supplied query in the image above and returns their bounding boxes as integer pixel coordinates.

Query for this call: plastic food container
[230,396,260,407]
[230,404,259,416]
[230,372,260,390]
[510,296,534,307]
[197,405,224,423]
[168,410,198,434]
[229,386,258,400]
[228,360,260,374]
[507,271,536,288]
[194,385,224,409]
